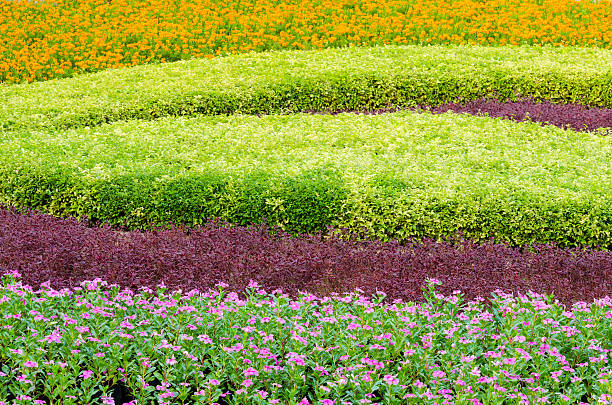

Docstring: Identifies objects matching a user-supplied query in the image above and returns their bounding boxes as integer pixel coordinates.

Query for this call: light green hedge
[2,111,611,248]
[1,45,611,132]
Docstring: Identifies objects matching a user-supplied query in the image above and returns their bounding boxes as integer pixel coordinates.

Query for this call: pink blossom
[384,374,399,385]
[432,370,446,378]
[243,367,259,377]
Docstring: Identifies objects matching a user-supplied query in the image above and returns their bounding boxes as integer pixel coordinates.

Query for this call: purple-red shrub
[307,98,612,134]
[1,207,610,306]
[424,98,612,133]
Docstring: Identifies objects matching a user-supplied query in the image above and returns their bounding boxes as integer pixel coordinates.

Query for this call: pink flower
[320,400,335,405]
[383,374,399,385]
[23,361,38,368]
[6,270,21,279]
[413,380,426,388]
[432,370,446,379]
[120,321,134,329]
[101,396,114,405]
[242,378,253,387]
[81,370,94,380]
[166,357,177,365]
[16,374,31,383]
[208,379,220,386]
[243,367,259,377]
[198,334,213,344]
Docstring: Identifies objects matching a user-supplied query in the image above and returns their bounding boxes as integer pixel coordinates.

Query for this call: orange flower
[0,0,609,84]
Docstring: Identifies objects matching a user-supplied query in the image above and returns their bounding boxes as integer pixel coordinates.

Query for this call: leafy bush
[0,272,610,404]
[326,97,611,134]
[1,45,611,132]
[1,111,611,248]
[2,207,611,306]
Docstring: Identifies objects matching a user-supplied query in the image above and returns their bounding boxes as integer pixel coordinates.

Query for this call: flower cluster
[1,0,610,83]
[0,271,610,404]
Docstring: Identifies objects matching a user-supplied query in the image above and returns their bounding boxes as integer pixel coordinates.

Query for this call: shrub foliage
[1,207,610,307]
[1,111,610,248]
[2,45,612,132]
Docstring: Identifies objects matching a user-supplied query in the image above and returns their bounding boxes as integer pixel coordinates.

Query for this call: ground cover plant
[1,0,610,83]
[1,207,611,308]
[2,110,611,248]
[2,45,612,133]
[336,98,611,134]
[0,272,610,404]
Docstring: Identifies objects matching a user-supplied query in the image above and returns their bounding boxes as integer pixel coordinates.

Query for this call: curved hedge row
[1,45,611,132]
[4,206,611,307]
[2,111,611,248]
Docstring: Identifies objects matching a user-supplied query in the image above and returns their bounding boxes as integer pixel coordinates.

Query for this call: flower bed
[0,272,610,404]
[1,0,610,83]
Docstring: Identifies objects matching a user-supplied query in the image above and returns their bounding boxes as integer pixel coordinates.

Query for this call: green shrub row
[1,111,611,248]
[0,165,347,234]
[1,45,611,132]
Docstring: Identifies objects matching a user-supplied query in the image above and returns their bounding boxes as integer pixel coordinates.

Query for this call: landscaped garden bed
[0,272,610,404]
[2,108,611,247]
[1,0,611,403]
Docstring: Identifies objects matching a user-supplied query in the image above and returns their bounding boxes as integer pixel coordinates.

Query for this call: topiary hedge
[1,45,611,132]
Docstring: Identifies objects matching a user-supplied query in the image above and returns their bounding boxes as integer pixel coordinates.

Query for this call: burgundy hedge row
[424,98,612,133]
[1,207,610,307]
[307,98,612,134]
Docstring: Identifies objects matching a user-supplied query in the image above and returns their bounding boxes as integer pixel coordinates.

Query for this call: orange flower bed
[1,0,610,83]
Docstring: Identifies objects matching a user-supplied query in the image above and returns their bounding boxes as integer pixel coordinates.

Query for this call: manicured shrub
[315,98,612,133]
[424,97,612,134]
[2,45,611,132]
[2,111,610,248]
[1,207,610,307]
